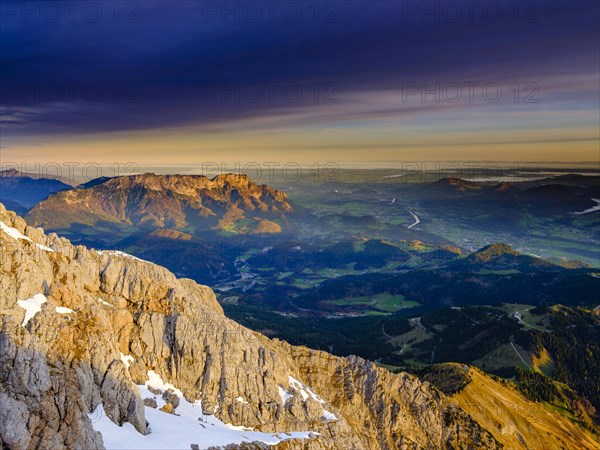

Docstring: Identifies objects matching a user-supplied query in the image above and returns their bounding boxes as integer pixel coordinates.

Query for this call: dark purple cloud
[0,0,598,136]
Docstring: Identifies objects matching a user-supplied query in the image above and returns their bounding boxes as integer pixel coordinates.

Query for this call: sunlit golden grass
[453,368,599,450]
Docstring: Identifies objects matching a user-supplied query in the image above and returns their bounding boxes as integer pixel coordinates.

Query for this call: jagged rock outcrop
[0,203,500,449]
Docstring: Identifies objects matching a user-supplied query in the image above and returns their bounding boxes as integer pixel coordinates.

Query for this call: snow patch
[286,376,338,421]
[97,298,113,307]
[145,370,182,394]
[16,293,47,327]
[55,306,74,314]
[235,397,248,404]
[323,409,338,421]
[120,353,134,369]
[288,376,326,404]
[0,221,31,241]
[278,386,292,404]
[1,221,54,251]
[89,371,316,449]
[97,250,153,264]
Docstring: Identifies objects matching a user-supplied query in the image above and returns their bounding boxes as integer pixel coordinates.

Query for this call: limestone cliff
[25,173,293,234]
[0,203,499,449]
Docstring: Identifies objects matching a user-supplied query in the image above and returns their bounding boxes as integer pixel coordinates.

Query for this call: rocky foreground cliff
[0,203,500,450]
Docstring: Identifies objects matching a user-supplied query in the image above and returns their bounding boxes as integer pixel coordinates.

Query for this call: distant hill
[77,176,113,189]
[449,243,558,271]
[407,176,600,230]
[0,169,71,214]
[26,173,295,235]
[522,174,600,188]
[470,243,520,262]
[427,177,484,192]
[419,175,600,202]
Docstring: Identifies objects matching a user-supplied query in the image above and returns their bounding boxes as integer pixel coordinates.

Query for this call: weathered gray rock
[0,393,32,449]
[143,397,157,408]
[162,389,180,409]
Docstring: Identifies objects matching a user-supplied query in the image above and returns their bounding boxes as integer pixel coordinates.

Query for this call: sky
[0,0,599,168]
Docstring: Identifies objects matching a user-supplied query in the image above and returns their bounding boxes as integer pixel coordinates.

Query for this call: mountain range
[0,169,71,215]
[26,173,294,236]
[2,202,598,449]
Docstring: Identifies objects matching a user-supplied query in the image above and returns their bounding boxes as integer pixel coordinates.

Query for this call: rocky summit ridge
[25,173,292,233]
[0,202,499,449]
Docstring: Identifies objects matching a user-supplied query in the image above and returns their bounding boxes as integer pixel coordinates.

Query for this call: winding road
[381,323,393,339]
[509,337,532,370]
[574,198,600,215]
[405,208,420,229]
